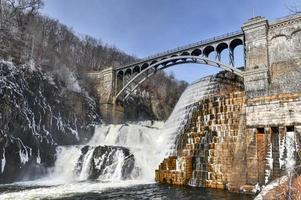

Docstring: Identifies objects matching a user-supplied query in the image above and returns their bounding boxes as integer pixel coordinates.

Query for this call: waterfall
[160,74,228,155]
[0,73,244,199]
[49,74,232,184]
[50,121,163,183]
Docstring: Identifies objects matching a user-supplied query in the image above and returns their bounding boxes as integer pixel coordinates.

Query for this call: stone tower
[87,68,124,123]
[242,16,270,97]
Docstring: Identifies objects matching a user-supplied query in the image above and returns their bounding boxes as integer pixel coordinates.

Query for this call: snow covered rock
[0,61,100,183]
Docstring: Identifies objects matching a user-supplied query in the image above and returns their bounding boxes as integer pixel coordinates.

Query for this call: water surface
[0,182,254,200]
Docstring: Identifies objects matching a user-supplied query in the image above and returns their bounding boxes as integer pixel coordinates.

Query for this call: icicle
[19,148,29,164]
[285,131,296,170]
[1,148,6,173]
[265,143,273,184]
[37,149,41,164]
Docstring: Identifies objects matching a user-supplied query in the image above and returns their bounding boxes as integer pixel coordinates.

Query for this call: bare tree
[288,0,301,14]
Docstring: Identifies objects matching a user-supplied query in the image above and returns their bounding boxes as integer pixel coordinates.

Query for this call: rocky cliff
[0,61,100,183]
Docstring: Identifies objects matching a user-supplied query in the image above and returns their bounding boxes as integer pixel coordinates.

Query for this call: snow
[28,59,37,72]
[68,127,79,141]
[252,183,261,193]
[255,176,288,200]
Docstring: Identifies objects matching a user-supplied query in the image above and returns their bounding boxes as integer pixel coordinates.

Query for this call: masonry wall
[156,92,301,193]
[156,91,251,191]
[268,15,301,94]
[246,93,301,127]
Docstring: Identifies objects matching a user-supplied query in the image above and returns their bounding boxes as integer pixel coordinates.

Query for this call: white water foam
[0,180,151,199]
[88,121,164,181]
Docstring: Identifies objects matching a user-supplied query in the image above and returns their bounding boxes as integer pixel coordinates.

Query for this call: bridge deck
[115,30,243,71]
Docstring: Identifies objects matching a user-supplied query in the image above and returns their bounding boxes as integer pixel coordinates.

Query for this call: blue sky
[42,0,297,83]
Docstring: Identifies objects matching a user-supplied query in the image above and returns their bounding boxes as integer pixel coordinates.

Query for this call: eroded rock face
[0,61,100,183]
[75,145,136,180]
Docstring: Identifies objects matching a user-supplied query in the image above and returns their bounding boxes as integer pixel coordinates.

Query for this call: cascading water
[160,73,239,155]
[49,121,163,183]
[47,75,226,185]
[0,74,237,199]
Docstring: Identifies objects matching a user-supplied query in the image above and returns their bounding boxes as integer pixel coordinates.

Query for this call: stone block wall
[242,14,301,97]
[242,16,269,97]
[155,91,250,190]
[156,91,301,193]
[268,14,301,94]
[246,93,301,127]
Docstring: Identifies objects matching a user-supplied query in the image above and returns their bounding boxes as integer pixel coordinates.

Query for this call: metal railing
[143,30,243,60]
[115,30,243,70]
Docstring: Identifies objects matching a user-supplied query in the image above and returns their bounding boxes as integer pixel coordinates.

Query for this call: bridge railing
[143,30,243,60]
[270,12,301,25]
[115,30,243,71]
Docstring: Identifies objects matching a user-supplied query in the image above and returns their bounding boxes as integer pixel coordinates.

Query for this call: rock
[75,145,136,180]
[0,61,100,183]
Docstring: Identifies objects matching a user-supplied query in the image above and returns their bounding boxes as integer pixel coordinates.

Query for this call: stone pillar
[271,127,281,179]
[88,68,124,123]
[242,16,270,97]
[256,128,268,185]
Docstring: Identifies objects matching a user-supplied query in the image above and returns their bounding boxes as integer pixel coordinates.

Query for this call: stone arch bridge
[88,14,301,123]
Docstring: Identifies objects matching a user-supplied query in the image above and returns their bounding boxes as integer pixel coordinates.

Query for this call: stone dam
[84,13,301,195]
[155,14,301,193]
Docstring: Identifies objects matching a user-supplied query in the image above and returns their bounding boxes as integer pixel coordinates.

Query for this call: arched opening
[141,63,149,71]
[180,52,190,56]
[116,55,244,100]
[207,49,217,62]
[164,63,220,84]
[180,52,190,62]
[133,66,140,76]
[191,48,202,56]
[116,71,124,92]
[230,39,244,68]
[203,46,215,57]
[169,55,179,64]
[159,57,170,66]
[124,69,132,85]
[216,43,228,62]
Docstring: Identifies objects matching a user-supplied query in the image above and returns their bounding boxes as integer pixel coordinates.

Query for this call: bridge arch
[133,66,140,74]
[141,63,149,71]
[230,38,244,66]
[203,46,215,57]
[115,55,244,101]
[191,49,202,56]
